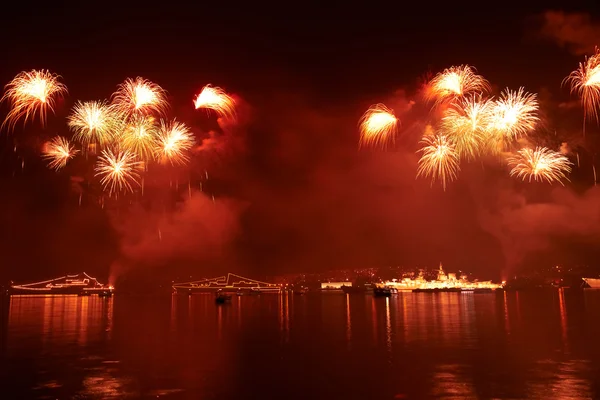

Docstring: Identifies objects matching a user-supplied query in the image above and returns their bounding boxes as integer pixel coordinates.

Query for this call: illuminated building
[377,263,502,291]
[321,282,351,291]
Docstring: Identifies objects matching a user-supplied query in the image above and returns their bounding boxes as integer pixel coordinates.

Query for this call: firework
[193,85,236,120]
[118,116,158,161]
[42,136,79,171]
[358,104,399,149]
[564,47,600,126]
[95,149,142,195]
[426,65,490,104]
[68,100,121,148]
[440,95,493,160]
[508,147,572,185]
[154,119,195,165]
[1,69,67,130]
[416,134,460,190]
[111,77,168,117]
[488,87,539,145]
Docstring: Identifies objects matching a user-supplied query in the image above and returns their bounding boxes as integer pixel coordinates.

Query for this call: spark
[42,136,79,171]
[563,47,600,124]
[111,77,168,117]
[68,100,121,148]
[358,104,399,149]
[118,116,158,161]
[416,133,460,190]
[1,69,67,130]
[95,149,142,195]
[426,65,490,105]
[508,147,572,185]
[440,95,493,160]
[154,119,195,165]
[488,87,539,145]
[193,85,236,120]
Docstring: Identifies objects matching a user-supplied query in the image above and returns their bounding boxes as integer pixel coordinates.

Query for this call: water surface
[1,289,599,399]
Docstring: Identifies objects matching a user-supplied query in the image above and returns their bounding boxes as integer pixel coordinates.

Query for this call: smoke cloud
[538,10,600,55]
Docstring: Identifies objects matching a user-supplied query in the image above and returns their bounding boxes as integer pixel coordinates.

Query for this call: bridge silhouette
[172,273,281,294]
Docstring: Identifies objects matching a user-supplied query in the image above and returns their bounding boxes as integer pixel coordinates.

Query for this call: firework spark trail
[416,134,460,190]
[1,70,67,130]
[564,47,600,134]
[42,136,79,170]
[95,149,143,195]
[154,119,195,165]
[193,85,236,120]
[488,87,539,147]
[111,77,168,117]
[426,65,490,105]
[441,94,493,160]
[68,100,121,148]
[508,147,572,185]
[358,104,399,149]
[118,116,158,161]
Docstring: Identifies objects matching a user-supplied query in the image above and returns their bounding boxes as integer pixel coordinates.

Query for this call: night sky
[2,2,600,285]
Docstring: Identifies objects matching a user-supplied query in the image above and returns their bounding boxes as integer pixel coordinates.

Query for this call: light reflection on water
[1,290,600,399]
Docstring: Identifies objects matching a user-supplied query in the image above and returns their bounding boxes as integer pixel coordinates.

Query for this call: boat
[215,290,232,304]
[294,287,308,295]
[9,273,113,296]
[583,278,600,288]
[373,287,392,297]
[341,284,374,294]
[413,287,462,293]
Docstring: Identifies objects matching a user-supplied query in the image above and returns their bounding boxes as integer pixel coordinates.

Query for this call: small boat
[373,287,392,297]
[98,291,113,298]
[78,291,91,297]
[294,287,308,295]
[215,291,232,304]
[583,278,600,288]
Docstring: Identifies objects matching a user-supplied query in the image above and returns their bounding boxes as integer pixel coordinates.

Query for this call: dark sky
[2,1,600,284]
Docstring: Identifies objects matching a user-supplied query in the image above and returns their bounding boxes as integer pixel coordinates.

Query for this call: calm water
[1,290,600,399]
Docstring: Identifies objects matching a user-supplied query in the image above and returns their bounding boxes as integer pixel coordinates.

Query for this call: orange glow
[1,69,67,130]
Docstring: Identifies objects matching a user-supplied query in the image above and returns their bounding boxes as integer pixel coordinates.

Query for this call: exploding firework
[564,47,600,126]
[68,100,121,148]
[154,119,195,165]
[118,116,158,161]
[426,65,490,105]
[95,149,143,195]
[358,104,399,149]
[1,69,67,130]
[111,77,168,117]
[193,85,236,120]
[42,136,79,171]
[416,133,460,190]
[488,87,539,146]
[440,95,493,160]
[508,147,572,185]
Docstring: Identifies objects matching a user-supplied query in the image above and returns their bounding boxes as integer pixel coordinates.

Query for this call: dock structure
[172,273,281,294]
